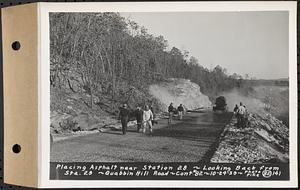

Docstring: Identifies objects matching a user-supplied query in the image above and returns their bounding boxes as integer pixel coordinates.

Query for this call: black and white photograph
[47,2,295,184]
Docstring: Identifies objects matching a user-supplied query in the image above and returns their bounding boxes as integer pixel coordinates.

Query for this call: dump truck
[213,96,228,112]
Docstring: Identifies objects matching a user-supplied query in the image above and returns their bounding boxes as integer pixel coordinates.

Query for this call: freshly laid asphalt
[50,110,232,162]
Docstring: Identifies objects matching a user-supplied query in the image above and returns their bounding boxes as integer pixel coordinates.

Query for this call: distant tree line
[50,13,276,110]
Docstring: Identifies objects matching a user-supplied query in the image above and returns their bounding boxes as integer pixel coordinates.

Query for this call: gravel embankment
[210,113,289,163]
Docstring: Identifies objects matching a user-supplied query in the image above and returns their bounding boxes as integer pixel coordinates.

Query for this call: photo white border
[38,1,298,188]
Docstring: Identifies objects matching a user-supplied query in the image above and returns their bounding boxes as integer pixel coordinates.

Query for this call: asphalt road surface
[51,110,232,162]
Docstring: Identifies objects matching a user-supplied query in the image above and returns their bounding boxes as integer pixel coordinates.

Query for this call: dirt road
[51,110,232,162]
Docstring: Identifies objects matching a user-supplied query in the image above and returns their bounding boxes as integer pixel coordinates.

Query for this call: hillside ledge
[149,78,211,111]
[210,113,289,163]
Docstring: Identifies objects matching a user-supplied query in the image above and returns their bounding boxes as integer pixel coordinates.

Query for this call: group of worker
[118,102,185,135]
[233,102,248,128]
[167,103,185,124]
[119,101,249,134]
[118,104,155,135]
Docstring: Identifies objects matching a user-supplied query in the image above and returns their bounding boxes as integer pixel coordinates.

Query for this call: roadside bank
[210,113,289,163]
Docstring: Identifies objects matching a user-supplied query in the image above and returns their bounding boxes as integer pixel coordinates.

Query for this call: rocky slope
[149,78,211,111]
[50,87,119,134]
[210,113,289,163]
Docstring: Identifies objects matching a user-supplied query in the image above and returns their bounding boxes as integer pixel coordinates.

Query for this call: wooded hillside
[50,12,242,113]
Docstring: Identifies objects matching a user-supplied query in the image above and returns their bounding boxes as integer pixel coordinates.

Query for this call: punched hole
[11,41,21,51]
[12,144,21,153]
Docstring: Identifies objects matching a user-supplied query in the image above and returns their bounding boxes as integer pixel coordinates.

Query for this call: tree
[189,56,199,66]
[50,12,242,112]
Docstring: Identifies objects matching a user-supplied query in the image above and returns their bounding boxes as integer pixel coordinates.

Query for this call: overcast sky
[120,11,289,79]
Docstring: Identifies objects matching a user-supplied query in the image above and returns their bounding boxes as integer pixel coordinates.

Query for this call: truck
[213,96,228,113]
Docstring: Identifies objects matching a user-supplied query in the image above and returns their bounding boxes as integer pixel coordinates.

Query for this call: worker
[143,105,154,134]
[118,104,130,135]
[237,102,246,128]
[168,103,175,124]
[134,106,143,132]
[177,104,184,120]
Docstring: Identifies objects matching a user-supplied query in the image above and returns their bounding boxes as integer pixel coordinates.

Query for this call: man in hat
[118,103,130,135]
[237,102,246,128]
[168,103,175,124]
[177,104,184,120]
[134,106,144,132]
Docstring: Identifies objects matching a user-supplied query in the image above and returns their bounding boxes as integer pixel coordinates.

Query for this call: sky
[120,11,289,80]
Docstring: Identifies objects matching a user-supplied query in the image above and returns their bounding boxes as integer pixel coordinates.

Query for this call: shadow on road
[101,131,124,135]
[153,123,220,142]
[104,127,140,135]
